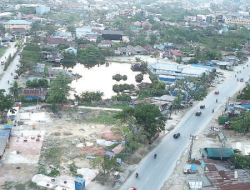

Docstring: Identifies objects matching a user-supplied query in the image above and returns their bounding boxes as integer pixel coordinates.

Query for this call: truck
[218,116,230,124]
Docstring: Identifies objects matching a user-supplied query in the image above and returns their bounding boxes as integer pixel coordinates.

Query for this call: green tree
[0,89,14,117]
[9,81,23,102]
[135,74,143,82]
[176,57,182,64]
[46,72,74,104]
[230,111,250,135]
[66,25,76,37]
[116,103,166,137]
[90,156,119,175]
[77,45,105,65]
[237,51,244,60]
[0,24,5,32]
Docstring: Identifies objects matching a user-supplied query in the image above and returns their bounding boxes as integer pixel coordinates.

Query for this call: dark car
[14,75,18,79]
[200,105,205,109]
[196,111,202,116]
[173,133,180,139]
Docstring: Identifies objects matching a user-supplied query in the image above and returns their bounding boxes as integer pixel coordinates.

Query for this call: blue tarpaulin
[184,164,197,172]
[169,89,178,97]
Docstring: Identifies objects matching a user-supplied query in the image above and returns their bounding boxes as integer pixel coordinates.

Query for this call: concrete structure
[76,26,103,38]
[0,130,11,160]
[4,20,31,30]
[36,5,50,15]
[0,12,12,18]
[225,15,250,25]
[33,63,45,73]
[65,47,77,54]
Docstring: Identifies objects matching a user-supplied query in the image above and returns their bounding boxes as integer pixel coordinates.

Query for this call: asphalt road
[120,66,250,190]
[0,43,20,94]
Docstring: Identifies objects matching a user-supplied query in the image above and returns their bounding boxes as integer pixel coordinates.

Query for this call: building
[150,63,210,81]
[225,15,250,26]
[101,30,123,41]
[169,50,184,60]
[64,47,77,54]
[33,63,45,73]
[4,20,32,30]
[36,5,50,15]
[0,130,11,160]
[22,88,48,100]
[76,26,103,38]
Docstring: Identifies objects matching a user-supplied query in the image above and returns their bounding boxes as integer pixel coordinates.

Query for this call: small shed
[200,148,234,160]
[75,177,85,190]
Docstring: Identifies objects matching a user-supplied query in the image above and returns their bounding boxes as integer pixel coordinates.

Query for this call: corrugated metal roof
[5,20,31,25]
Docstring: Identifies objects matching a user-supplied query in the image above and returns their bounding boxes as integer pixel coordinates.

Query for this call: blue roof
[0,130,10,136]
[4,125,13,130]
[5,20,31,25]
[227,105,234,110]
[191,64,217,70]
[75,177,85,184]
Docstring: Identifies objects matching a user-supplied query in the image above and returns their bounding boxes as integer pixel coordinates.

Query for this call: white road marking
[156,163,159,168]
[164,152,168,157]
[146,175,151,181]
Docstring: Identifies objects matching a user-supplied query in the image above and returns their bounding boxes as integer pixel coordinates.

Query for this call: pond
[70,62,151,99]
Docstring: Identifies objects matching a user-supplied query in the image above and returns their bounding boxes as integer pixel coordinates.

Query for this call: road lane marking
[156,163,159,168]
[146,175,151,181]
[164,152,168,157]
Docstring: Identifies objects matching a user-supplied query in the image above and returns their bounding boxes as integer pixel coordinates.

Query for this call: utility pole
[188,134,196,163]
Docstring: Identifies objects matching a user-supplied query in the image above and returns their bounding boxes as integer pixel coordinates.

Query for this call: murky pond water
[70,63,151,99]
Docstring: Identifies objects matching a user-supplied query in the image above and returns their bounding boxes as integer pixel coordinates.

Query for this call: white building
[36,5,50,15]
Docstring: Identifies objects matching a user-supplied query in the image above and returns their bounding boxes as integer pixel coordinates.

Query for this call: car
[129,187,137,190]
[240,78,244,82]
[200,105,205,109]
[1,61,4,65]
[214,91,219,95]
[196,111,202,116]
[14,75,18,79]
[173,133,180,139]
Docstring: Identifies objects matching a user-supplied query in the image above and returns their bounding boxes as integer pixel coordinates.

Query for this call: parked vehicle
[200,105,205,109]
[1,61,4,65]
[214,91,219,95]
[240,78,244,82]
[196,111,202,116]
[14,75,18,79]
[148,131,159,144]
[224,121,234,129]
[218,116,230,124]
[173,133,180,139]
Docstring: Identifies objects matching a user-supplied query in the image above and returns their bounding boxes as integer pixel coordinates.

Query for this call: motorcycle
[216,99,218,103]
[135,173,139,178]
[212,109,214,113]
[154,154,157,159]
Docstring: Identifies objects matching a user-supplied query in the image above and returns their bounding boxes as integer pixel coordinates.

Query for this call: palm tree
[9,81,23,102]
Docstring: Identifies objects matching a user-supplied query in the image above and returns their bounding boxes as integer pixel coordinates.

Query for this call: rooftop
[5,20,31,25]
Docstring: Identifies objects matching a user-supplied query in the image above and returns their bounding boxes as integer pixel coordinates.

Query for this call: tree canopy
[46,72,74,104]
[115,103,166,137]
[9,81,23,102]
[0,89,14,115]
[77,45,105,66]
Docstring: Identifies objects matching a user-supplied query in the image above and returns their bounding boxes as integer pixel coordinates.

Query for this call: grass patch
[69,162,79,176]
[206,133,217,139]
[85,110,116,125]
[106,102,128,109]
[15,184,26,190]
[2,181,14,190]
[27,180,39,189]
[0,47,7,57]
[21,102,38,107]
[44,147,62,165]
[48,169,60,177]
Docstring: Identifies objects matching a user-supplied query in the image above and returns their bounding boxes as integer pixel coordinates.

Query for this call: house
[235,100,250,109]
[22,88,48,100]
[4,20,32,30]
[46,54,61,63]
[103,150,115,158]
[169,50,184,60]
[131,63,143,71]
[65,47,77,54]
[126,45,136,55]
[141,21,152,28]
[33,63,45,73]
[46,37,75,47]
[78,44,91,49]
[48,68,73,79]
[144,44,154,52]
[134,45,147,54]
[134,21,141,27]
[36,5,50,15]
[101,30,123,41]
[98,40,113,48]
